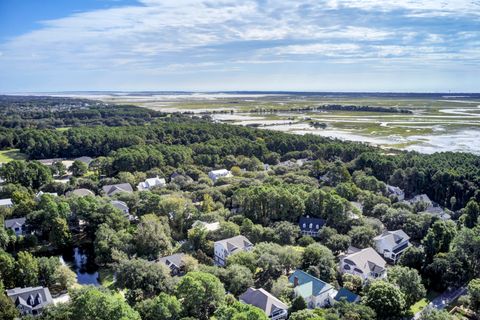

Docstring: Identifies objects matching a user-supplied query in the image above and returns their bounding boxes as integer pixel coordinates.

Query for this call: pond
[61,245,100,286]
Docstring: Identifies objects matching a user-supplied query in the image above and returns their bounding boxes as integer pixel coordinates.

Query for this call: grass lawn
[55,127,71,132]
[0,149,27,163]
[410,290,442,314]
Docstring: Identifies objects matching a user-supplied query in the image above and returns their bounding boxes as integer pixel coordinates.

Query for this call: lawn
[410,290,441,314]
[0,149,27,163]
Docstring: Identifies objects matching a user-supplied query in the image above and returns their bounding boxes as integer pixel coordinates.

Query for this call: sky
[0,0,479,92]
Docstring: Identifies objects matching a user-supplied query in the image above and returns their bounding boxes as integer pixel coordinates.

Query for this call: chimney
[293,276,299,287]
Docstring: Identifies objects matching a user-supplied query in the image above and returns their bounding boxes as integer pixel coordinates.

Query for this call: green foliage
[301,243,336,282]
[135,293,182,320]
[387,266,426,307]
[363,281,406,319]
[214,295,268,320]
[133,214,172,260]
[16,251,39,287]
[68,287,141,320]
[175,271,225,320]
[0,160,52,189]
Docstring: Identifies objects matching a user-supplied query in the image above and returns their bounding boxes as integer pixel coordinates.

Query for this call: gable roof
[209,169,230,175]
[4,217,26,229]
[137,177,166,190]
[215,235,252,253]
[102,183,133,196]
[0,198,13,207]
[334,287,359,303]
[239,287,288,315]
[111,200,129,211]
[298,216,325,232]
[158,253,185,270]
[6,286,53,311]
[192,220,220,232]
[374,230,410,248]
[342,247,386,275]
[288,270,334,298]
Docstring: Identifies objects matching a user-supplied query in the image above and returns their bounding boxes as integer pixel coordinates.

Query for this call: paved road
[413,286,467,319]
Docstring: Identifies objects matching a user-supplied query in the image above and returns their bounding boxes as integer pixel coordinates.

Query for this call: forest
[0,96,479,320]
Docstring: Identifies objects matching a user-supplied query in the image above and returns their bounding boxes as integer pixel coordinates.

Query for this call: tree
[451,226,480,278]
[398,246,425,271]
[135,293,182,320]
[467,278,480,314]
[290,295,307,313]
[38,256,61,288]
[214,295,268,320]
[133,214,172,260]
[224,264,254,296]
[0,282,19,320]
[301,243,336,282]
[201,194,215,213]
[289,309,324,320]
[71,160,88,177]
[422,220,457,262]
[49,217,72,249]
[69,287,140,320]
[52,161,67,177]
[332,300,376,320]
[348,226,376,249]
[55,265,77,290]
[387,266,426,307]
[419,309,454,320]
[116,258,173,299]
[272,221,300,245]
[0,250,15,288]
[94,224,131,265]
[0,160,52,189]
[363,281,406,319]
[16,251,39,287]
[271,275,294,303]
[462,200,480,228]
[175,271,225,319]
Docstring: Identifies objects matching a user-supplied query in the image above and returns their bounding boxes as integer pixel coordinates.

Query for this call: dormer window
[303,223,306,228]
[309,223,312,228]
[316,224,319,229]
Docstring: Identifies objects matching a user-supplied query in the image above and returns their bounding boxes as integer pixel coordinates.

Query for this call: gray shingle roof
[4,217,26,229]
[216,235,252,254]
[6,286,53,311]
[239,287,288,316]
[102,183,133,196]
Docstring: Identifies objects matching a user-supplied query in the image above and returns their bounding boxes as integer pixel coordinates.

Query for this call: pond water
[61,245,100,286]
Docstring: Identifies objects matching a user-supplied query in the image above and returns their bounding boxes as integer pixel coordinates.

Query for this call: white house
[35,191,58,201]
[340,247,387,281]
[239,287,288,320]
[137,176,166,191]
[214,235,253,266]
[288,270,337,308]
[386,185,405,201]
[208,169,232,182]
[0,198,13,209]
[4,217,26,236]
[373,230,410,263]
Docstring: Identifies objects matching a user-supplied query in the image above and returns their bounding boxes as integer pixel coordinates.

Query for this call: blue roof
[298,216,325,232]
[334,287,359,303]
[288,270,333,298]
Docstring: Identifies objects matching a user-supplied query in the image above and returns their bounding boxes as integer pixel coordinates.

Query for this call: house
[66,188,95,197]
[137,176,166,191]
[6,286,53,316]
[425,206,452,221]
[208,169,232,182]
[0,198,13,208]
[214,235,253,266]
[407,194,432,207]
[288,270,337,308]
[37,158,64,167]
[340,247,387,281]
[111,200,129,214]
[373,230,411,263]
[74,156,93,166]
[334,287,360,303]
[158,253,186,276]
[239,287,288,320]
[299,216,325,237]
[102,183,133,197]
[192,220,220,232]
[386,185,405,201]
[35,191,58,200]
[4,217,26,236]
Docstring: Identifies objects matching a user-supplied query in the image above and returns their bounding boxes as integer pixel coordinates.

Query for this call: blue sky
[0,0,479,92]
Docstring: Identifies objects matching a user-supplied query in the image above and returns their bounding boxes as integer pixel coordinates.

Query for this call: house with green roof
[288,270,338,308]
